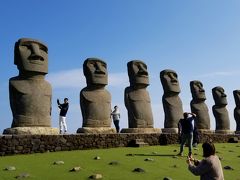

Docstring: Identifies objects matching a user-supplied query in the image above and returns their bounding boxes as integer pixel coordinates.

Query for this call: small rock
[89,173,103,179]
[126,153,135,156]
[69,167,81,172]
[224,166,234,170]
[94,156,101,160]
[109,161,119,165]
[132,168,145,173]
[15,173,30,179]
[144,158,154,161]
[53,161,64,165]
[4,166,16,171]
[173,149,177,152]
[163,177,172,180]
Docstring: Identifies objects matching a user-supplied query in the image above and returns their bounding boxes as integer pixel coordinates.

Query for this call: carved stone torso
[212,105,230,130]
[125,87,153,128]
[80,87,111,127]
[9,77,52,127]
[162,95,183,128]
[190,101,210,129]
[234,107,240,131]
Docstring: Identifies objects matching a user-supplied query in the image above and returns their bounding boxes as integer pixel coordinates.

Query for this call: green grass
[0,143,239,180]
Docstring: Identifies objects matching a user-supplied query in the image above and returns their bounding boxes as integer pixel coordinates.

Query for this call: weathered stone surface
[109,161,119,165]
[160,69,183,132]
[233,90,240,131]
[53,160,64,165]
[190,80,211,130]
[3,127,59,135]
[212,86,230,132]
[4,166,16,171]
[8,38,52,129]
[77,127,116,134]
[89,173,103,179]
[125,60,155,129]
[79,58,112,132]
[132,167,145,173]
[69,166,81,172]
[121,128,161,133]
[15,173,30,179]
[0,133,239,156]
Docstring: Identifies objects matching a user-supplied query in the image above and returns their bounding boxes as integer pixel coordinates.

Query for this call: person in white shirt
[111,106,120,133]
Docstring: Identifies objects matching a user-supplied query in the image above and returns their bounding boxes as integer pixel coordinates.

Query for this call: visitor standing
[186,141,224,180]
[57,98,69,134]
[178,112,196,157]
[111,105,120,133]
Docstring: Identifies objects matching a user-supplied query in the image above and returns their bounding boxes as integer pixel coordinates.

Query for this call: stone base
[120,128,161,134]
[235,131,240,134]
[215,130,234,134]
[77,127,116,134]
[197,129,214,134]
[3,127,59,135]
[161,128,178,134]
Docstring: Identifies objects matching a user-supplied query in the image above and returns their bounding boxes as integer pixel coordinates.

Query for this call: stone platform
[3,127,59,135]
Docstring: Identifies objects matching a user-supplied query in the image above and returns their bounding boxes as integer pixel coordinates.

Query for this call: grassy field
[0,143,239,180]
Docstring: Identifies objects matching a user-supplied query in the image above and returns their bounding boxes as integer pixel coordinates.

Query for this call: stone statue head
[212,86,227,106]
[233,90,240,107]
[127,60,149,87]
[14,38,48,74]
[160,69,180,93]
[190,80,206,101]
[83,58,108,86]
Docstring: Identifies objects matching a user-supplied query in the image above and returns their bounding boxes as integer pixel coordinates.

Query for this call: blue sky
[1,1,240,133]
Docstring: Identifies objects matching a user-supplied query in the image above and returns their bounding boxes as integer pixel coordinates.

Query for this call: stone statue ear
[14,41,20,66]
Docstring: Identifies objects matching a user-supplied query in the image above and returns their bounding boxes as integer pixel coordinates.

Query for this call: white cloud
[196,71,240,78]
[46,68,128,89]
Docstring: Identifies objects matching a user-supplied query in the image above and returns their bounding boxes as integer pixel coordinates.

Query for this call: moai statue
[190,80,211,132]
[233,90,240,133]
[160,69,183,133]
[77,58,115,133]
[3,38,58,135]
[121,60,160,133]
[212,86,232,134]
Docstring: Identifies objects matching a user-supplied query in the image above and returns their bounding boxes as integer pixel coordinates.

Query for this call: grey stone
[233,90,240,131]
[53,160,64,165]
[144,158,154,161]
[69,166,81,172]
[160,69,183,131]
[190,81,211,130]
[8,38,52,129]
[125,60,154,129]
[79,58,113,133]
[212,86,230,132]
[94,156,101,160]
[109,161,119,165]
[224,166,234,170]
[132,167,145,173]
[89,173,103,179]
[4,166,16,171]
[15,173,30,179]
[163,177,172,180]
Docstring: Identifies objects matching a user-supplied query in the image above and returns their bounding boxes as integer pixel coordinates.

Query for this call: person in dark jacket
[57,98,69,134]
[178,112,196,157]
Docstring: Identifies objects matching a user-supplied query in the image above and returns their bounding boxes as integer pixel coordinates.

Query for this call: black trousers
[113,120,120,133]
